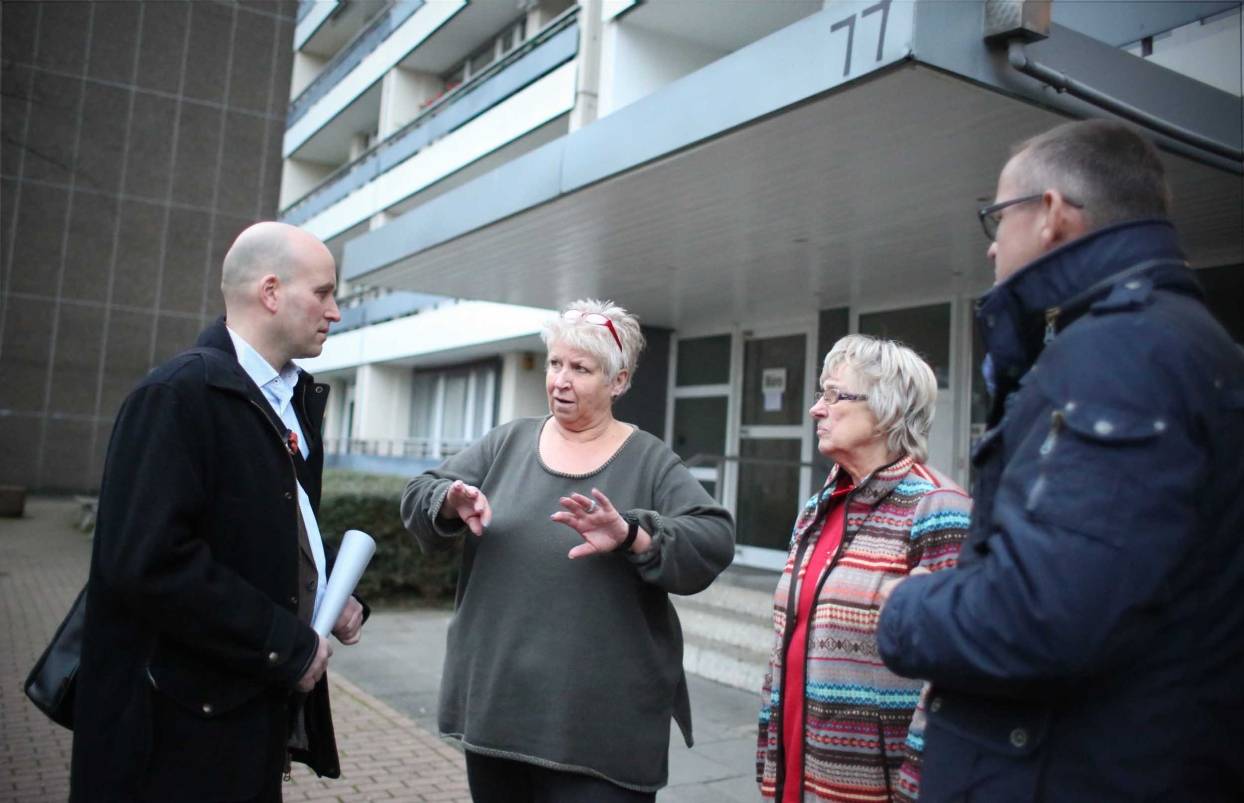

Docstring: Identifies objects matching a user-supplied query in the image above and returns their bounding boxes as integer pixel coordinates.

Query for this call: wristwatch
[618,512,640,553]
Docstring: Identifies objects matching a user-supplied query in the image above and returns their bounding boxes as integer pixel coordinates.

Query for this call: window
[441,16,529,89]
[408,360,499,458]
[670,334,733,496]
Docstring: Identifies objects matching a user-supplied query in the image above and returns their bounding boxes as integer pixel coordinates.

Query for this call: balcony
[333,290,445,334]
[296,0,318,25]
[285,0,466,158]
[282,7,579,228]
[290,0,424,128]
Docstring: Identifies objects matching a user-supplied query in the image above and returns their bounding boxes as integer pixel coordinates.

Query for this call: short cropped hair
[822,334,938,463]
[540,299,646,395]
[1013,119,1171,229]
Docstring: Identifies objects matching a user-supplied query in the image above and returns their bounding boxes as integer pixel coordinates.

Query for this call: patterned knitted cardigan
[756,456,971,802]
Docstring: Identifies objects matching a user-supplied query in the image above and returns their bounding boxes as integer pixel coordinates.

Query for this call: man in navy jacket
[877,120,1244,800]
[72,222,366,801]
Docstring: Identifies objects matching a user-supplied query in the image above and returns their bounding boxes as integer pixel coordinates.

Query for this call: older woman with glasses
[402,298,734,803]
[756,335,971,803]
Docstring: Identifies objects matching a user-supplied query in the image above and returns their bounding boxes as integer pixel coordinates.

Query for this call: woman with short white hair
[402,298,734,803]
[756,334,971,803]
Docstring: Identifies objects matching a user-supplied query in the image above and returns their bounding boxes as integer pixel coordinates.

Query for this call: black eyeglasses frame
[977,192,1084,241]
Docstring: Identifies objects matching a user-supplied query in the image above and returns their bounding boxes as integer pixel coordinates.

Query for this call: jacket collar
[794,455,915,542]
[976,219,1188,388]
[195,316,320,395]
[830,455,914,507]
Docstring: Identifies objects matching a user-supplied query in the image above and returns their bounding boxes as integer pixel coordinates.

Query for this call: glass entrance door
[857,302,956,476]
[734,331,811,568]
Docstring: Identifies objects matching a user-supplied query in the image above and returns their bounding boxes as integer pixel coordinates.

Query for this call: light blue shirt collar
[226,327,301,414]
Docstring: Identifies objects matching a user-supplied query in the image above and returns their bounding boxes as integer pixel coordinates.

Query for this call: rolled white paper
[312,529,377,638]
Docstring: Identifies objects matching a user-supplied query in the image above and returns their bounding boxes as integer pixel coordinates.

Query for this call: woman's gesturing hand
[442,480,492,536]
[551,488,631,559]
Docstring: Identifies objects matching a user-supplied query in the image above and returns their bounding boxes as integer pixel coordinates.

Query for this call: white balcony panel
[603,0,638,23]
[295,1,338,51]
[285,0,466,158]
[303,62,577,242]
[298,301,554,374]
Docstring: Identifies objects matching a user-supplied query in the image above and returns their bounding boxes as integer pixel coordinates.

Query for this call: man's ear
[1039,190,1087,250]
[259,274,281,314]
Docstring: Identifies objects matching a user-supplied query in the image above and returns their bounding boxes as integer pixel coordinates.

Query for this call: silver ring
[585,500,598,514]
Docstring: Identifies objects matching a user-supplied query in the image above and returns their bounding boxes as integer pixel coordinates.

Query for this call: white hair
[540,299,645,395]
[822,334,938,463]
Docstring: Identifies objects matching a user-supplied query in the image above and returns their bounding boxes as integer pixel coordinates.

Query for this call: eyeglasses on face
[812,388,868,405]
[562,309,623,353]
[977,192,1084,241]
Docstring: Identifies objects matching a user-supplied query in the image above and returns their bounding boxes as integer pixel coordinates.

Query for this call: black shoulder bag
[24,584,87,730]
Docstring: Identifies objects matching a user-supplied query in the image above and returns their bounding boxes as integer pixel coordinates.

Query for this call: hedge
[318,470,460,602]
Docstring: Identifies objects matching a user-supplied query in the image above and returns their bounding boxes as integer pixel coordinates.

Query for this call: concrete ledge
[0,486,27,518]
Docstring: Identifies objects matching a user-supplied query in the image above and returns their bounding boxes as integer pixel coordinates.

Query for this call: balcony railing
[288,0,425,128]
[332,290,445,334]
[296,0,318,24]
[281,6,579,225]
[324,437,472,460]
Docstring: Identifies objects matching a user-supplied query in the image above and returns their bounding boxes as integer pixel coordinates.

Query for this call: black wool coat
[71,319,342,802]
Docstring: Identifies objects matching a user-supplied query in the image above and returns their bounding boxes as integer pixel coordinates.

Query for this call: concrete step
[671,567,780,692]
[680,578,775,620]
[672,596,772,654]
[682,632,768,693]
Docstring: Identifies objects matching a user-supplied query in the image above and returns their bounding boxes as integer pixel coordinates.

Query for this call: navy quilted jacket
[877,220,1244,801]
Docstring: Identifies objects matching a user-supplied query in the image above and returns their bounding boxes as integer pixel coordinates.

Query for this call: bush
[318,470,460,603]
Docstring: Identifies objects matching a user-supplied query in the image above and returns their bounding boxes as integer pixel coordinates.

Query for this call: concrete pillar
[526,0,575,37]
[348,132,371,161]
[379,66,443,137]
[279,158,336,209]
[319,375,351,446]
[498,351,548,424]
[353,364,413,454]
[290,51,328,99]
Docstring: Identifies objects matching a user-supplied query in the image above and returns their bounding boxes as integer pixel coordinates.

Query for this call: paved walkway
[0,498,470,803]
[1,498,761,802]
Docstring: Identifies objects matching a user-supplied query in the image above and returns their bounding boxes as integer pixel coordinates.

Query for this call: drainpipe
[570,0,602,131]
[1005,40,1244,164]
[983,0,1243,171]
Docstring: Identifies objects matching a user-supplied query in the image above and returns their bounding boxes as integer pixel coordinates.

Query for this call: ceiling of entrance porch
[360,64,1244,331]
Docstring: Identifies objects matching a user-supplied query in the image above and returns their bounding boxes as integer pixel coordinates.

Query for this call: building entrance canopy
[342,0,1242,331]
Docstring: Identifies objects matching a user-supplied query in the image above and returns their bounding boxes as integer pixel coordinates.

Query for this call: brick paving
[0,497,470,803]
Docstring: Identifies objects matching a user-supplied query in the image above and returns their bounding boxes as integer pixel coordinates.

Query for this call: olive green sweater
[401,417,735,791]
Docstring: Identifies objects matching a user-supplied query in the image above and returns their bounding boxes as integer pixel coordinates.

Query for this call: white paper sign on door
[762,367,787,412]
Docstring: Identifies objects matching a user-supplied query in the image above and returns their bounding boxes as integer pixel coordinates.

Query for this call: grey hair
[822,334,938,463]
[1012,119,1170,230]
[540,299,645,395]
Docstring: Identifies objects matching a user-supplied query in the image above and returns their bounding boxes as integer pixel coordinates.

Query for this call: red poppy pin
[286,430,299,456]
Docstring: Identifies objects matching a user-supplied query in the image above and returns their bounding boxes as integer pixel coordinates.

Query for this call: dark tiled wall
[0,0,296,492]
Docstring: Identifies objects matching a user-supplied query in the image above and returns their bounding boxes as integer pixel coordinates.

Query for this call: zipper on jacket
[784,457,907,800]
[1038,410,1064,457]
[775,478,862,799]
[1043,306,1061,344]
[1027,410,1065,513]
[876,717,894,801]
[796,491,856,798]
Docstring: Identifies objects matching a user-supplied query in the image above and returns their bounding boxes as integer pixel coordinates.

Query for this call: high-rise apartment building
[284,0,1241,579]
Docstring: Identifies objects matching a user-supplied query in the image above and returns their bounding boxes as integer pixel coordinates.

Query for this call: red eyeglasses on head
[562,309,623,353]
